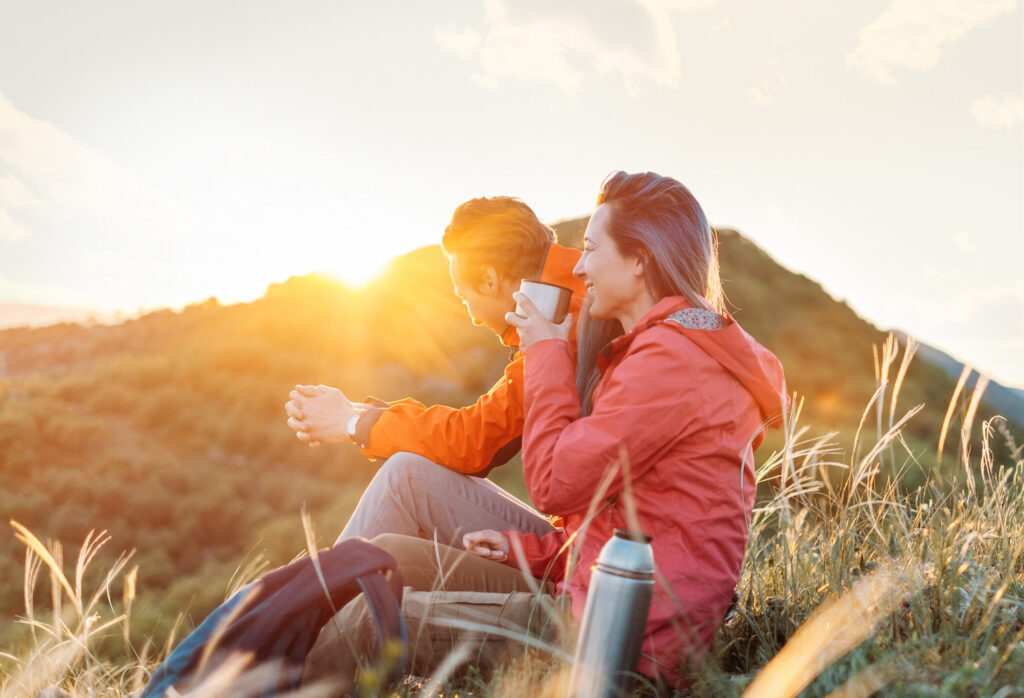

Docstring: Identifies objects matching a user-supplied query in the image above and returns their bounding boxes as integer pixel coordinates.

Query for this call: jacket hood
[606,296,789,427]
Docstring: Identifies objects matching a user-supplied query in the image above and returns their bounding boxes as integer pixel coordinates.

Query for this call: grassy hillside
[5,341,1022,697]
[0,223,1019,664]
[0,250,510,650]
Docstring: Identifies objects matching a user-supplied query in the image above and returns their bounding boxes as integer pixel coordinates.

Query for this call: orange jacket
[352,243,586,475]
[504,296,787,683]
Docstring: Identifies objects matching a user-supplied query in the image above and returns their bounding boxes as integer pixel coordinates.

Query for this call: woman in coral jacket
[463,170,788,683]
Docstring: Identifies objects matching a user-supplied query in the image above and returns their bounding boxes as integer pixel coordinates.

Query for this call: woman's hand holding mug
[505,290,573,349]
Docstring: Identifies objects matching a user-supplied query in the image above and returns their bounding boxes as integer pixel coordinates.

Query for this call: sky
[0,0,1021,386]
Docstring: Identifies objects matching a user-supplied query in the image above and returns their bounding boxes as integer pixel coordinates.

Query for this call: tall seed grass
[3,335,1023,697]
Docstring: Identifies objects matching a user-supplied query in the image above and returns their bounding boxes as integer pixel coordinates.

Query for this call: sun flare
[321,254,393,290]
[311,231,418,290]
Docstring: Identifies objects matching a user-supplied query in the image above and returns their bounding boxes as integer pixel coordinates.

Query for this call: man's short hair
[441,196,554,284]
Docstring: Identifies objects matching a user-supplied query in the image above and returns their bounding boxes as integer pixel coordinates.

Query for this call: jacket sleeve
[521,333,699,515]
[354,355,526,475]
[503,528,570,584]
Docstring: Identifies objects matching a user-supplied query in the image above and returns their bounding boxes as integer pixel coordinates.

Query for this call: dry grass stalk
[741,565,918,697]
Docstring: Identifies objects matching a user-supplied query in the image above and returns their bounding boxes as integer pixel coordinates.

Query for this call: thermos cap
[595,529,655,577]
[614,528,652,544]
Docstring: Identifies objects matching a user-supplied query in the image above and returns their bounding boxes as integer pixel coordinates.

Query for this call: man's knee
[377,452,446,486]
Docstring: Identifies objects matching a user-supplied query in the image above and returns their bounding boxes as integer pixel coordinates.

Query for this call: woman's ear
[633,252,648,278]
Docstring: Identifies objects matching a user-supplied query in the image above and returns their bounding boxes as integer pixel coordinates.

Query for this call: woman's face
[573,203,648,325]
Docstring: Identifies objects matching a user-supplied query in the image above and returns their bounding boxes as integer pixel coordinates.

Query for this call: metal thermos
[568,529,655,698]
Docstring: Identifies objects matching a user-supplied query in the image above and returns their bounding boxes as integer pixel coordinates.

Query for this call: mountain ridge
[0,304,122,330]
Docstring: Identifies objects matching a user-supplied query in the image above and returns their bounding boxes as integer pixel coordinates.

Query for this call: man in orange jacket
[285,196,585,546]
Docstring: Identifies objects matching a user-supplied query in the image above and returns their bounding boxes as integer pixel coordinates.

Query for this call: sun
[321,248,395,289]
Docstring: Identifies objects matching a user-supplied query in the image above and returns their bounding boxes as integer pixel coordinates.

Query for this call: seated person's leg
[303,534,565,695]
[337,452,554,546]
[370,533,553,595]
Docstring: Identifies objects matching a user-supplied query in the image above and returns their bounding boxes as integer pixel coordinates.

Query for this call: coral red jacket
[504,296,787,682]
[353,243,586,475]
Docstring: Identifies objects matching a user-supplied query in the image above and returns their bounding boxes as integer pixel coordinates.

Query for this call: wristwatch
[346,413,360,440]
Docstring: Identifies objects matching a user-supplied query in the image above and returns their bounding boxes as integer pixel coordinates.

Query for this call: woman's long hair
[575,171,724,415]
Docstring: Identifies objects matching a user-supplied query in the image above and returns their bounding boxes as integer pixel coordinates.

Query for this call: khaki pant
[336,451,556,546]
[302,535,573,697]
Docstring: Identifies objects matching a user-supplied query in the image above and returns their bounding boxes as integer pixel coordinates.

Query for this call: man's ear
[477,265,500,296]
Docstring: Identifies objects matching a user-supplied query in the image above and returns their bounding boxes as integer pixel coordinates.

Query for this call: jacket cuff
[523,337,573,362]
[353,402,388,449]
[502,529,527,569]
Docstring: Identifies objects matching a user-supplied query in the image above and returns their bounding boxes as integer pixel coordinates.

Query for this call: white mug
[516,280,572,323]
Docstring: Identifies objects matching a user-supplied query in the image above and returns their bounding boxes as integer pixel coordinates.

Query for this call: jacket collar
[597,295,787,427]
[598,296,733,369]
[602,296,692,356]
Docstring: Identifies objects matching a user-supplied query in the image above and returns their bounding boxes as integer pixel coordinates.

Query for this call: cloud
[891,271,1024,384]
[0,90,191,310]
[434,25,483,60]
[435,0,712,96]
[0,173,41,209]
[0,169,42,243]
[0,90,175,235]
[0,273,86,306]
[712,17,732,34]
[952,231,975,251]
[970,95,1024,129]
[0,209,31,242]
[909,269,1024,327]
[847,0,1017,83]
[747,52,790,107]
[651,0,717,8]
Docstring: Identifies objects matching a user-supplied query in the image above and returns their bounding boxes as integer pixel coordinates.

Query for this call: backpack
[141,537,407,697]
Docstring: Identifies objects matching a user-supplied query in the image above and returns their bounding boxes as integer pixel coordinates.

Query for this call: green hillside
[0,223,1018,656]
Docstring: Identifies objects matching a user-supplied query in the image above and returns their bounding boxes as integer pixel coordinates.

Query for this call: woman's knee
[370,532,425,558]
[371,533,445,590]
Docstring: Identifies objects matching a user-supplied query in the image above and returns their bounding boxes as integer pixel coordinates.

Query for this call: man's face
[448,255,515,336]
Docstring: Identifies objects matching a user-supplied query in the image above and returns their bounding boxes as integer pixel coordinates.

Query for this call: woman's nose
[572,258,585,278]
